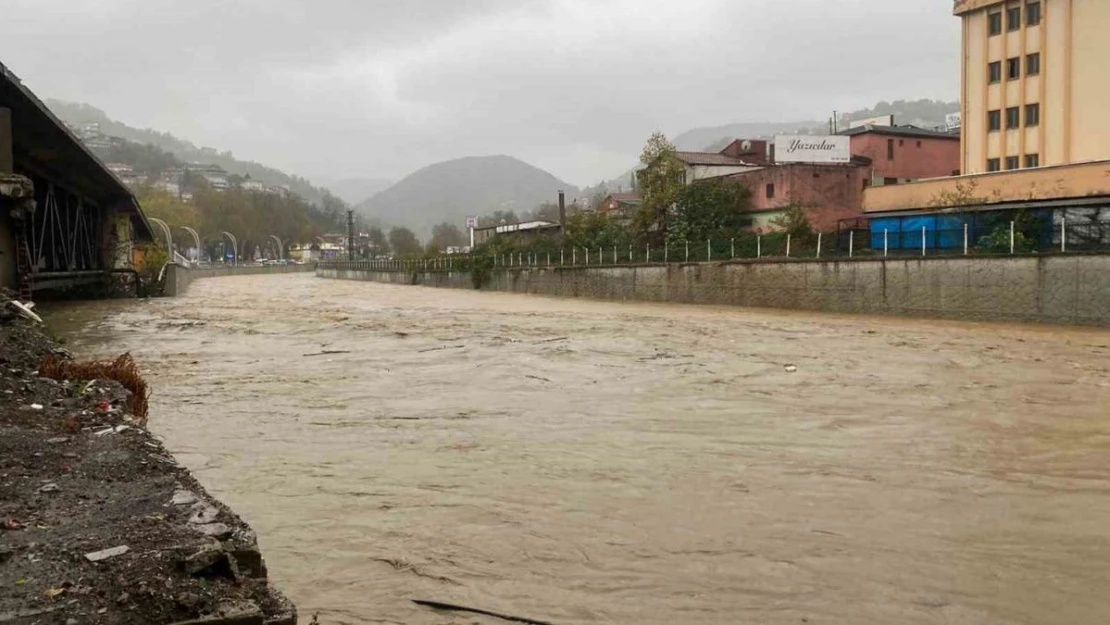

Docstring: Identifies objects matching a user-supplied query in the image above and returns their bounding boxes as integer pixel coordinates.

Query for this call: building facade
[843,126,961,184]
[957,0,1110,174]
[857,1,1110,251]
[729,163,869,233]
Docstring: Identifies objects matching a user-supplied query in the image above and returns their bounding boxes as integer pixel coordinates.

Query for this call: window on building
[883,177,899,186]
[1007,6,1021,31]
[1006,156,1020,170]
[1027,2,1042,26]
[887,139,895,160]
[988,61,1002,83]
[766,183,775,199]
[1025,103,1040,126]
[987,158,1001,172]
[989,11,1003,35]
[1007,57,1021,80]
[1025,154,1040,168]
[1006,106,1021,129]
[916,141,922,148]
[988,110,1002,132]
[1026,53,1041,76]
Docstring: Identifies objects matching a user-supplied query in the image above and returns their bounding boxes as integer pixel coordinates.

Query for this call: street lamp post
[221,232,238,265]
[179,226,201,263]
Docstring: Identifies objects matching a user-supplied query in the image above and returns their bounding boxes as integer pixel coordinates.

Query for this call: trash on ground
[84,545,130,562]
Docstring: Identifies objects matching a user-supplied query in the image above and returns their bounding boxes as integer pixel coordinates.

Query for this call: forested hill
[46,99,333,205]
[357,155,580,235]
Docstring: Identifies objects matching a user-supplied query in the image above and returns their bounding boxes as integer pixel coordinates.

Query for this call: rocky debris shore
[0,292,296,625]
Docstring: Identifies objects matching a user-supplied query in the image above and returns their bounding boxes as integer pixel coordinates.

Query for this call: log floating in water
[411,599,554,625]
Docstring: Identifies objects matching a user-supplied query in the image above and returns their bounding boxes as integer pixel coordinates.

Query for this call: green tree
[565,211,630,251]
[430,222,467,250]
[368,226,390,257]
[389,227,422,257]
[666,179,753,244]
[634,132,685,241]
[770,204,816,246]
[530,202,562,223]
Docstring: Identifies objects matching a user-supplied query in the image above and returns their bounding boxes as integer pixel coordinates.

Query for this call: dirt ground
[0,298,295,625]
[50,273,1110,625]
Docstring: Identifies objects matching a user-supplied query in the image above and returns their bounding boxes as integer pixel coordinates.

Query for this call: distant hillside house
[675,139,771,183]
[596,192,642,217]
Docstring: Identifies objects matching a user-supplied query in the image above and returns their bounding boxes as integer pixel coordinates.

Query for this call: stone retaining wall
[165,264,316,297]
[318,255,1110,326]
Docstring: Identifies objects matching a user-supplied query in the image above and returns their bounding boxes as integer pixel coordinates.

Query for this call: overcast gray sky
[1,0,959,187]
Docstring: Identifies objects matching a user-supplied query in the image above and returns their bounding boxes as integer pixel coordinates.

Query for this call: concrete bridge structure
[0,61,153,300]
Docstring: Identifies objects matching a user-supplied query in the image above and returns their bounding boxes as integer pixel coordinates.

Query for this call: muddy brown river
[49,273,1110,625]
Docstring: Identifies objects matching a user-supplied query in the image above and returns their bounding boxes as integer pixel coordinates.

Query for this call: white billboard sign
[945,112,962,131]
[465,215,478,229]
[848,114,894,129]
[774,135,851,164]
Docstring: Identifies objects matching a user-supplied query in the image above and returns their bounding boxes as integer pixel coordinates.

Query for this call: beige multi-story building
[860,0,1110,249]
[957,0,1110,174]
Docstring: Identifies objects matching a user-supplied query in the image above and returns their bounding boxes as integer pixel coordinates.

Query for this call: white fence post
[963,222,969,255]
[685,240,689,262]
[921,226,926,257]
[816,233,822,258]
[707,239,711,262]
[647,243,651,263]
[1061,216,1067,252]
[849,231,854,258]
[757,235,762,259]
[585,248,589,265]
[731,237,735,259]
[786,234,792,258]
[883,230,889,257]
[1010,221,1016,254]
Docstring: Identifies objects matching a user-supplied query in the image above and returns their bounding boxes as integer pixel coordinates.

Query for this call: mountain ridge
[356,155,580,235]
[45,99,348,206]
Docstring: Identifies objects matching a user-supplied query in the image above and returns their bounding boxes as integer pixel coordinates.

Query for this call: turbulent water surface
[53,273,1110,625]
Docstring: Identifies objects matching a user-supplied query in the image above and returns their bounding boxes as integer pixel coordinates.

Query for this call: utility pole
[347,209,355,260]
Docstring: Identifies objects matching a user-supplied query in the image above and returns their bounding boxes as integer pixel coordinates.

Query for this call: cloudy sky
[1,0,959,187]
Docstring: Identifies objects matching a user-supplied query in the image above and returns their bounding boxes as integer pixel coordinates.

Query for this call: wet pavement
[52,272,1110,625]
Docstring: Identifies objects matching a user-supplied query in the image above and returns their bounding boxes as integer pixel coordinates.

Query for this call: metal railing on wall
[318,219,1110,273]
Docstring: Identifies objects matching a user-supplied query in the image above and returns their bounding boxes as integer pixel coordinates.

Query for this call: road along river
[52,272,1110,625]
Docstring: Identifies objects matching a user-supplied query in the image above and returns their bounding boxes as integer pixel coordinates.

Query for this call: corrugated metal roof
[674,152,752,166]
[839,124,959,140]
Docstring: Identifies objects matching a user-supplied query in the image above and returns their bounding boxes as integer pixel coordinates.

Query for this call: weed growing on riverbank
[40,353,150,423]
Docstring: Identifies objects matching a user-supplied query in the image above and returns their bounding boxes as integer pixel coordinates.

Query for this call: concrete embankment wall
[318,255,1110,326]
[165,263,316,296]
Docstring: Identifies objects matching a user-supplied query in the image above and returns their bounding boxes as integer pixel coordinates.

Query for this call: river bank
[0,296,296,624]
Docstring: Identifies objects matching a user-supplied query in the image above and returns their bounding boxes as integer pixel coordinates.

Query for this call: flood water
[51,273,1110,625]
